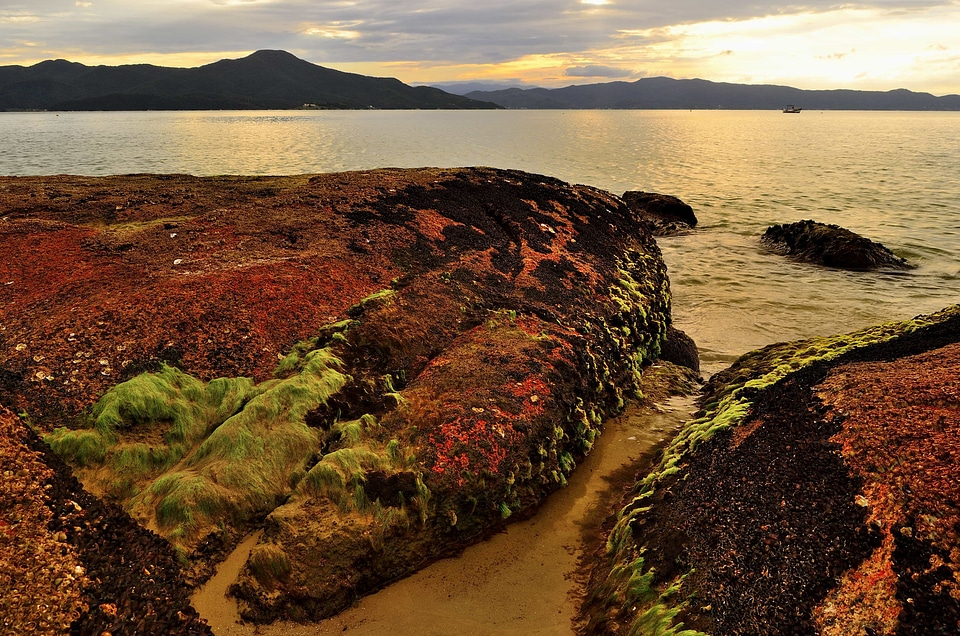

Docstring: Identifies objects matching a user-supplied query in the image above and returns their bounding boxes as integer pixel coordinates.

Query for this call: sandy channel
[192,395,696,635]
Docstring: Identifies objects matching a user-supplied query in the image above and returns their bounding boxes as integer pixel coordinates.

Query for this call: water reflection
[2,109,958,374]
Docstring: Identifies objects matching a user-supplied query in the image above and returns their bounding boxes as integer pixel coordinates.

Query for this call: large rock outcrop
[761,219,911,270]
[0,168,673,627]
[583,305,960,635]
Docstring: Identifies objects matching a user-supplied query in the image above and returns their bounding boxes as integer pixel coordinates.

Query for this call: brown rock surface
[815,344,960,635]
[0,407,87,635]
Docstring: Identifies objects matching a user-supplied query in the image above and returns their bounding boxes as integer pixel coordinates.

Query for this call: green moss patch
[47,345,350,548]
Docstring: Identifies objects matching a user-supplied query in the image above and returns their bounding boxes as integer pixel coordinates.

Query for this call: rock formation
[621,191,698,236]
[761,219,911,270]
[658,326,700,375]
[0,168,673,628]
[583,305,960,635]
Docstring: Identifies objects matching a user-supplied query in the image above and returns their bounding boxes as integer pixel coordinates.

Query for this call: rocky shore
[2,168,957,635]
[1,409,212,635]
[1,168,672,631]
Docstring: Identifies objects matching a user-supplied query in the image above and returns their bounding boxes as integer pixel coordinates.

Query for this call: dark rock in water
[621,191,698,236]
[658,326,700,374]
[761,219,911,270]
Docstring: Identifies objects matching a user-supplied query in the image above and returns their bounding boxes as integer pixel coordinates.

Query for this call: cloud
[303,21,364,40]
[0,12,41,24]
[1,0,959,93]
[819,49,855,61]
[564,64,632,78]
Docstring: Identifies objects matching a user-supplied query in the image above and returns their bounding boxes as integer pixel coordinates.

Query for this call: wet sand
[192,395,696,635]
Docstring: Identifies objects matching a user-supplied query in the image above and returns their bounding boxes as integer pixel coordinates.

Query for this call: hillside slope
[0,50,499,110]
[467,77,960,110]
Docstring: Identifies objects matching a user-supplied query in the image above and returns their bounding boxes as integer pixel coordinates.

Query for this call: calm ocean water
[3,109,958,374]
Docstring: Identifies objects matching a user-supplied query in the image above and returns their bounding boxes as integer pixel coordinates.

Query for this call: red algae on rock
[814,343,960,635]
[1,168,673,628]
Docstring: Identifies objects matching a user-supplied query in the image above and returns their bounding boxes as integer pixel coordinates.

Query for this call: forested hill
[466,76,960,110]
[0,50,499,111]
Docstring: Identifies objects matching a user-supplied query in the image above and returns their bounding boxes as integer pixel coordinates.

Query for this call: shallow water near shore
[191,395,697,635]
[3,109,958,375]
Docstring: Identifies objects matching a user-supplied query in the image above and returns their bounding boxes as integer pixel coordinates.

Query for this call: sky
[1,0,959,95]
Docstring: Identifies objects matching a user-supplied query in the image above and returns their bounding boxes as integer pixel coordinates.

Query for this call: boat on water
[783,105,802,113]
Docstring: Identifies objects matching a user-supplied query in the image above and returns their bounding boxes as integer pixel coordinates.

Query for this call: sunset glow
[1,1,957,94]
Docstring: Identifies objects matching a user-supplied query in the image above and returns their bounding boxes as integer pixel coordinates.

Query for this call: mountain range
[0,50,498,111]
[466,77,960,110]
[3,49,958,111]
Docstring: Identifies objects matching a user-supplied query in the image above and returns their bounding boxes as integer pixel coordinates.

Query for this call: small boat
[782,105,802,113]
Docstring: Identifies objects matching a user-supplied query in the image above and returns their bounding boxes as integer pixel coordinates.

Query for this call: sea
[3,109,958,375]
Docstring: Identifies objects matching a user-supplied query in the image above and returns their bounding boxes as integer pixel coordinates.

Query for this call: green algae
[607,254,671,406]
[47,341,353,547]
[348,288,397,315]
[248,542,292,589]
[47,365,258,481]
[46,428,107,468]
[45,286,421,553]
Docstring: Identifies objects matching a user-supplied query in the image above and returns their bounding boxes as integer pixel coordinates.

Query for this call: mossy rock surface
[584,304,960,635]
[0,167,672,625]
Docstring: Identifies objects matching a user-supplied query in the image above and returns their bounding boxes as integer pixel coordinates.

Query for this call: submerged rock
[761,219,911,270]
[0,168,674,625]
[583,305,960,635]
[658,325,700,375]
[621,191,698,236]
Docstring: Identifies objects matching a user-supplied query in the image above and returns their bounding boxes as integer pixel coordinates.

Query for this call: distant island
[2,49,959,112]
[465,77,960,110]
[0,50,499,111]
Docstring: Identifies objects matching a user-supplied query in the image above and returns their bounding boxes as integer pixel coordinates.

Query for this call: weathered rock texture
[0,408,89,636]
[582,305,960,636]
[761,219,911,270]
[621,191,698,237]
[0,168,673,627]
